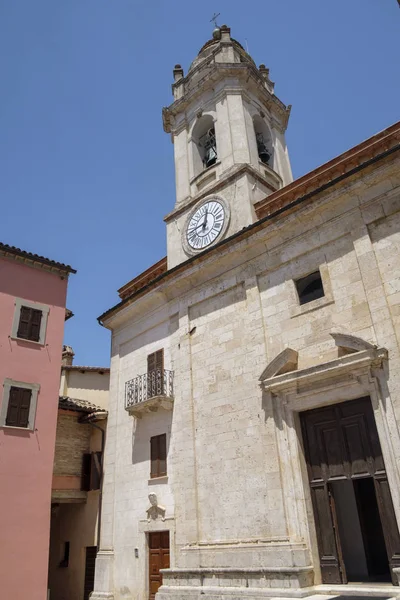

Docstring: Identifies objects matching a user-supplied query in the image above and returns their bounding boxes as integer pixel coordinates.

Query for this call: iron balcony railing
[125,369,174,410]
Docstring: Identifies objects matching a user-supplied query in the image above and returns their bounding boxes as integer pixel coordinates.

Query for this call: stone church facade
[91,25,400,600]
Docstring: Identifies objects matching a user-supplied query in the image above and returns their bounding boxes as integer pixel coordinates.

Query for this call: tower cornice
[162,62,290,134]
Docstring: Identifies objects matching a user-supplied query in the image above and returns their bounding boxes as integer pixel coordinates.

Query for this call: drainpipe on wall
[80,414,107,551]
[89,420,106,550]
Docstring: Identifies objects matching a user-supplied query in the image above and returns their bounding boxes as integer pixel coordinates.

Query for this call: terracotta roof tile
[0,242,76,274]
[62,365,110,373]
[59,396,106,414]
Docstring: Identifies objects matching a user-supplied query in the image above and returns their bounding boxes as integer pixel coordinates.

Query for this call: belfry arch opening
[192,115,217,175]
[253,115,273,166]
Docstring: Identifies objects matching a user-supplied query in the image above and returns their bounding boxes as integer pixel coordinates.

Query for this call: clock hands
[189,209,209,235]
[202,208,208,229]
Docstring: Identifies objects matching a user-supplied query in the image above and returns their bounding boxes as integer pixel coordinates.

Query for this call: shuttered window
[147,350,164,374]
[5,386,32,428]
[81,452,102,491]
[17,306,42,342]
[147,350,164,397]
[150,434,167,478]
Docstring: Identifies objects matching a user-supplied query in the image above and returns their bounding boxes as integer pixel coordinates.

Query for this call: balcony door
[147,350,164,398]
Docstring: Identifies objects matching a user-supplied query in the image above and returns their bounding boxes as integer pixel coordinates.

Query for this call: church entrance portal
[300,397,400,585]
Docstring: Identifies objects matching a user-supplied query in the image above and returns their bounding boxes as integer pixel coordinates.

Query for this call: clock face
[186,199,226,251]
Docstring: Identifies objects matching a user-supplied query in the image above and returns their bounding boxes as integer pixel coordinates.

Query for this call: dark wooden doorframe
[83,546,97,600]
[148,531,170,600]
[301,397,400,585]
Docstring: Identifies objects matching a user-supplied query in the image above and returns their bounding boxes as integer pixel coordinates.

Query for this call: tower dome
[188,25,256,73]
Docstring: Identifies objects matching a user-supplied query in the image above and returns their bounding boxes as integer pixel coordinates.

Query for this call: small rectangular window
[81,452,102,491]
[17,306,42,342]
[150,434,167,478]
[295,270,325,305]
[5,386,32,428]
[59,541,70,568]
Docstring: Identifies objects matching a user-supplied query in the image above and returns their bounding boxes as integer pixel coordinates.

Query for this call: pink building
[0,243,76,600]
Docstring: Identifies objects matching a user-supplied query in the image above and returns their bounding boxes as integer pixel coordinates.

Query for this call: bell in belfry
[256,132,271,165]
[203,128,217,168]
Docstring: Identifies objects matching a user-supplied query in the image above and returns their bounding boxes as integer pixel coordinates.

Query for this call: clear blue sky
[1,0,399,366]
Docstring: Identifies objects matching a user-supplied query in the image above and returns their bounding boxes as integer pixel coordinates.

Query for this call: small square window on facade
[11,298,50,345]
[150,434,167,479]
[0,379,40,430]
[295,270,325,305]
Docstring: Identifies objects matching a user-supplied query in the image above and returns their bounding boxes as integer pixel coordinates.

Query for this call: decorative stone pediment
[330,330,376,353]
[260,346,388,393]
[146,493,166,522]
[259,348,298,382]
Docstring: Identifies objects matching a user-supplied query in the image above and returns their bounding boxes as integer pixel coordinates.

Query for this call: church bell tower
[163,24,293,269]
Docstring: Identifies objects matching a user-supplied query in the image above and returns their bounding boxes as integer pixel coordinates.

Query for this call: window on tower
[253,115,273,166]
[192,115,218,175]
[200,128,217,168]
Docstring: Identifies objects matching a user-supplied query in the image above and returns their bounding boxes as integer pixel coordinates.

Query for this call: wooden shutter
[18,388,31,427]
[29,308,42,342]
[158,433,167,476]
[17,306,32,339]
[150,436,159,478]
[90,452,102,490]
[81,453,91,491]
[148,350,164,373]
[150,434,167,478]
[6,387,31,428]
[148,352,156,373]
[17,306,42,342]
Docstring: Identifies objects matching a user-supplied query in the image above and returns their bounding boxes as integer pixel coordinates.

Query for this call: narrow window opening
[199,127,217,168]
[192,115,217,176]
[150,433,167,478]
[81,452,102,491]
[295,270,325,305]
[253,115,273,166]
[59,541,70,568]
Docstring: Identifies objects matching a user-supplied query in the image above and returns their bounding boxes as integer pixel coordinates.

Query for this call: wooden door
[301,397,400,584]
[149,531,170,599]
[374,475,400,584]
[83,546,97,600]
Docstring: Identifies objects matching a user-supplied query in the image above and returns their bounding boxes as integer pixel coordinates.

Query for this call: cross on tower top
[210,12,221,27]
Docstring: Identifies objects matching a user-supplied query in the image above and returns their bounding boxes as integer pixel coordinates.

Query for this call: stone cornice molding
[163,63,290,133]
[260,347,388,394]
[164,163,281,223]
